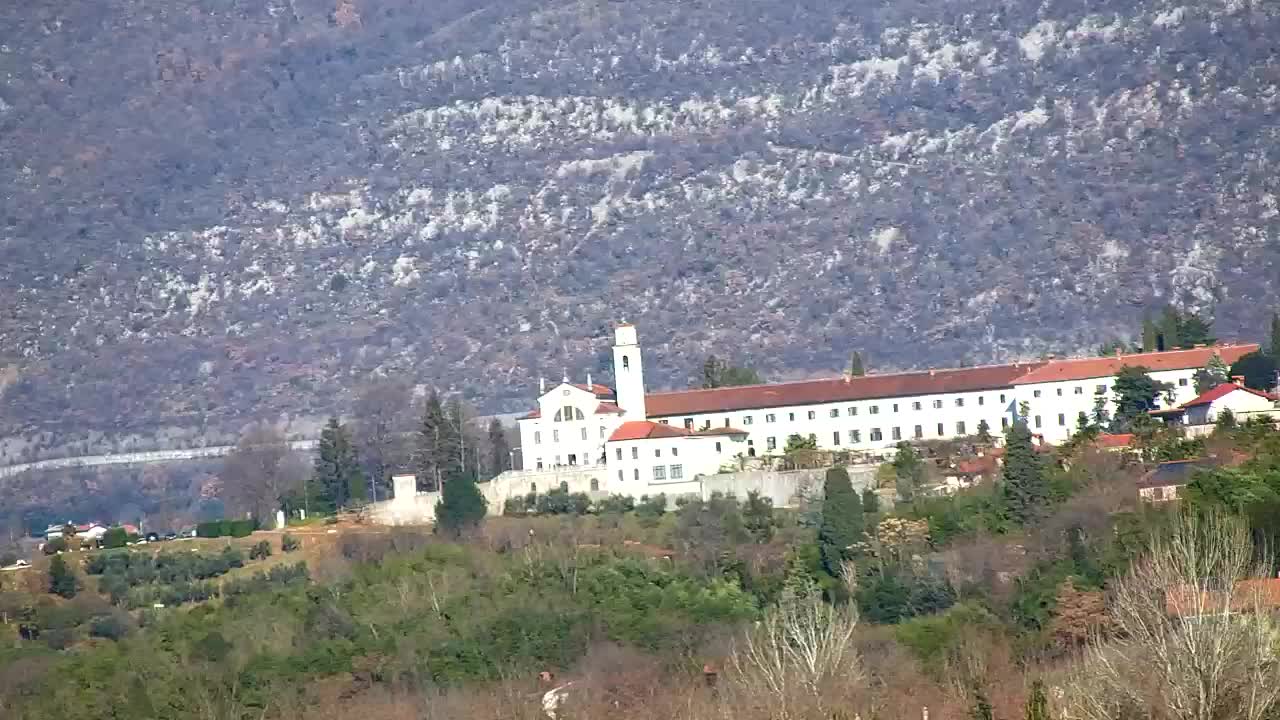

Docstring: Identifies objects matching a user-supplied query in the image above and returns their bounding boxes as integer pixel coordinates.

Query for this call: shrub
[48,556,79,599]
[42,538,67,555]
[228,519,255,537]
[596,494,635,514]
[0,550,18,567]
[249,540,272,560]
[89,612,133,641]
[502,497,528,516]
[102,527,129,549]
[281,534,301,553]
[635,494,668,519]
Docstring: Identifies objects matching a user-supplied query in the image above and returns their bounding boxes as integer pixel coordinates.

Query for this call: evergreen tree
[48,555,78,599]
[1025,680,1049,720]
[1091,387,1111,427]
[312,417,365,512]
[891,442,924,503]
[702,355,725,389]
[701,355,762,388]
[1194,352,1230,393]
[1142,311,1158,352]
[817,467,863,576]
[1158,305,1182,351]
[742,490,776,542]
[416,392,447,491]
[1231,351,1279,392]
[1001,420,1049,526]
[487,418,511,478]
[434,468,488,536]
[849,351,866,377]
[1216,408,1237,431]
[1178,312,1214,347]
[441,397,469,483]
[860,487,880,516]
[976,419,993,444]
[1271,311,1280,362]
[1110,366,1170,431]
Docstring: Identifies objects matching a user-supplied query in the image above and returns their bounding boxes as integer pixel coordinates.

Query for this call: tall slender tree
[1159,305,1182,351]
[891,442,924,503]
[849,352,866,377]
[1001,420,1048,526]
[416,392,447,491]
[817,467,863,577]
[442,397,469,483]
[1142,311,1158,352]
[435,466,487,536]
[312,417,365,512]
[487,418,510,478]
[1271,311,1280,361]
[1194,352,1230,394]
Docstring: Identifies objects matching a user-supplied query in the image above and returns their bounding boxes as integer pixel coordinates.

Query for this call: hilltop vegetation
[3,0,1280,445]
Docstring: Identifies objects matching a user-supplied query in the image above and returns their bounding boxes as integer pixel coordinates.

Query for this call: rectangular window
[914,425,923,439]
[956,398,965,407]
[672,447,679,457]
[659,420,669,425]
[600,426,606,438]
[1178,378,1188,387]
[1033,390,1042,398]
[654,448,661,458]
[956,421,966,435]
[615,448,622,461]
[829,409,839,418]
[870,428,883,442]
[534,431,542,444]
[555,455,561,465]
[1000,393,1007,403]
[653,466,666,481]
[1056,388,1063,396]
[1001,417,1009,429]
[766,413,776,423]
[1058,413,1066,426]
[833,431,841,445]
[767,437,777,451]
[789,412,796,421]
[807,410,816,420]
[536,459,544,470]
[891,427,902,441]
[978,396,985,406]
[669,465,683,480]
[937,423,945,437]
[743,416,754,425]
[892,403,900,413]
[580,427,588,440]
[617,470,623,482]
[1034,415,1043,428]
[870,405,880,415]
[724,418,730,427]
[633,469,640,481]
[912,401,922,411]
[683,418,694,429]
[848,407,858,416]
[932,399,943,409]
[631,447,638,460]
[1074,386,1084,395]
[553,429,560,442]
[1096,384,1107,394]
[715,442,722,453]
[849,429,861,443]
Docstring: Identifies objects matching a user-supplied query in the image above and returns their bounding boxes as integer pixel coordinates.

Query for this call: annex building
[515,323,1259,497]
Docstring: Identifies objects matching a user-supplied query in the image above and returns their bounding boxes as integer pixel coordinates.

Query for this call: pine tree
[742,490,776,542]
[1111,366,1169,431]
[1025,680,1049,720]
[1159,305,1182,351]
[434,467,488,536]
[849,351,866,377]
[1194,352,1230,393]
[1001,420,1049,526]
[48,555,78,598]
[487,418,511,478]
[1142,311,1158,352]
[817,467,863,576]
[1091,387,1110,427]
[312,417,365,512]
[441,397,468,483]
[416,392,447,491]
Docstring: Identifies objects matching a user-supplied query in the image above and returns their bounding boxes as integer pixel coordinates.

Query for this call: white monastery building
[516,323,1262,495]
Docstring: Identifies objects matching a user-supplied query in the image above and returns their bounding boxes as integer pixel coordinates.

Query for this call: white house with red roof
[1149,379,1278,435]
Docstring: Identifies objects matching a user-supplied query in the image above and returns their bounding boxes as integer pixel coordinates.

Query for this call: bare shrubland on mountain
[2,0,1278,442]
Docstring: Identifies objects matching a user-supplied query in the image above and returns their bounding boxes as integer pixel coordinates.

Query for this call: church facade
[516,323,1260,497]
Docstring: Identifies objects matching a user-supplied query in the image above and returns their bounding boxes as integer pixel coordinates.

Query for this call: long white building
[516,323,1259,496]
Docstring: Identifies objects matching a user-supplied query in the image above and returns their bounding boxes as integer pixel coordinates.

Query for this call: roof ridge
[646,360,1048,397]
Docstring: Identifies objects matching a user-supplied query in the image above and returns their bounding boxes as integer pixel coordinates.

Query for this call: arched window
[590,478,599,491]
[559,481,569,492]
[530,483,537,494]
[575,408,585,420]
[622,356,630,370]
[553,409,563,422]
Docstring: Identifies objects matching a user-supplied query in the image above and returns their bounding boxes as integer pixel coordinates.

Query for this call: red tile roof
[1181,383,1275,408]
[1011,344,1259,385]
[595,402,624,415]
[573,383,616,398]
[1094,433,1135,449]
[608,421,695,442]
[645,363,1042,417]
[694,426,749,437]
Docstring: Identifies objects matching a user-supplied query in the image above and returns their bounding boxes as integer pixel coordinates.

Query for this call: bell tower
[612,322,647,420]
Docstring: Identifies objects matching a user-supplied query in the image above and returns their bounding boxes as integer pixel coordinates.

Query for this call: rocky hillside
[2,0,1278,445]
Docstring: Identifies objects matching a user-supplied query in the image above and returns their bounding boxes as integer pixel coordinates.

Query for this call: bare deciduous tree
[219,424,307,522]
[728,562,863,719]
[1063,513,1280,720]
[351,377,416,501]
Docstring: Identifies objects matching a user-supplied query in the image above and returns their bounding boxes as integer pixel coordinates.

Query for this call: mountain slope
[2,0,1278,444]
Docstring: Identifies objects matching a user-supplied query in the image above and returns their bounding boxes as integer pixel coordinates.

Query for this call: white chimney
[586,372,593,389]
[539,377,546,394]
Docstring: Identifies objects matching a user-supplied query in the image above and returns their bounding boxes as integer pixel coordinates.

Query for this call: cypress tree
[441,397,468,483]
[1271,311,1280,361]
[313,417,365,511]
[891,442,923,503]
[1159,305,1182,351]
[416,392,447,491]
[1141,311,1157,352]
[849,351,866,377]
[487,418,511,478]
[817,467,863,576]
[1001,420,1049,526]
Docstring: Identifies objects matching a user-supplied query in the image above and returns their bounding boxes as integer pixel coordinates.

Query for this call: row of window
[529,479,601,494]
[613,465,685,483]
[533,426,608,444]
[1031,385,1109,398]
[614,445,679,461]
[689,394,1015,429]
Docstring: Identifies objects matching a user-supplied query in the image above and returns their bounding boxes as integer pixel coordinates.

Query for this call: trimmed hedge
[196,519,257,538]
